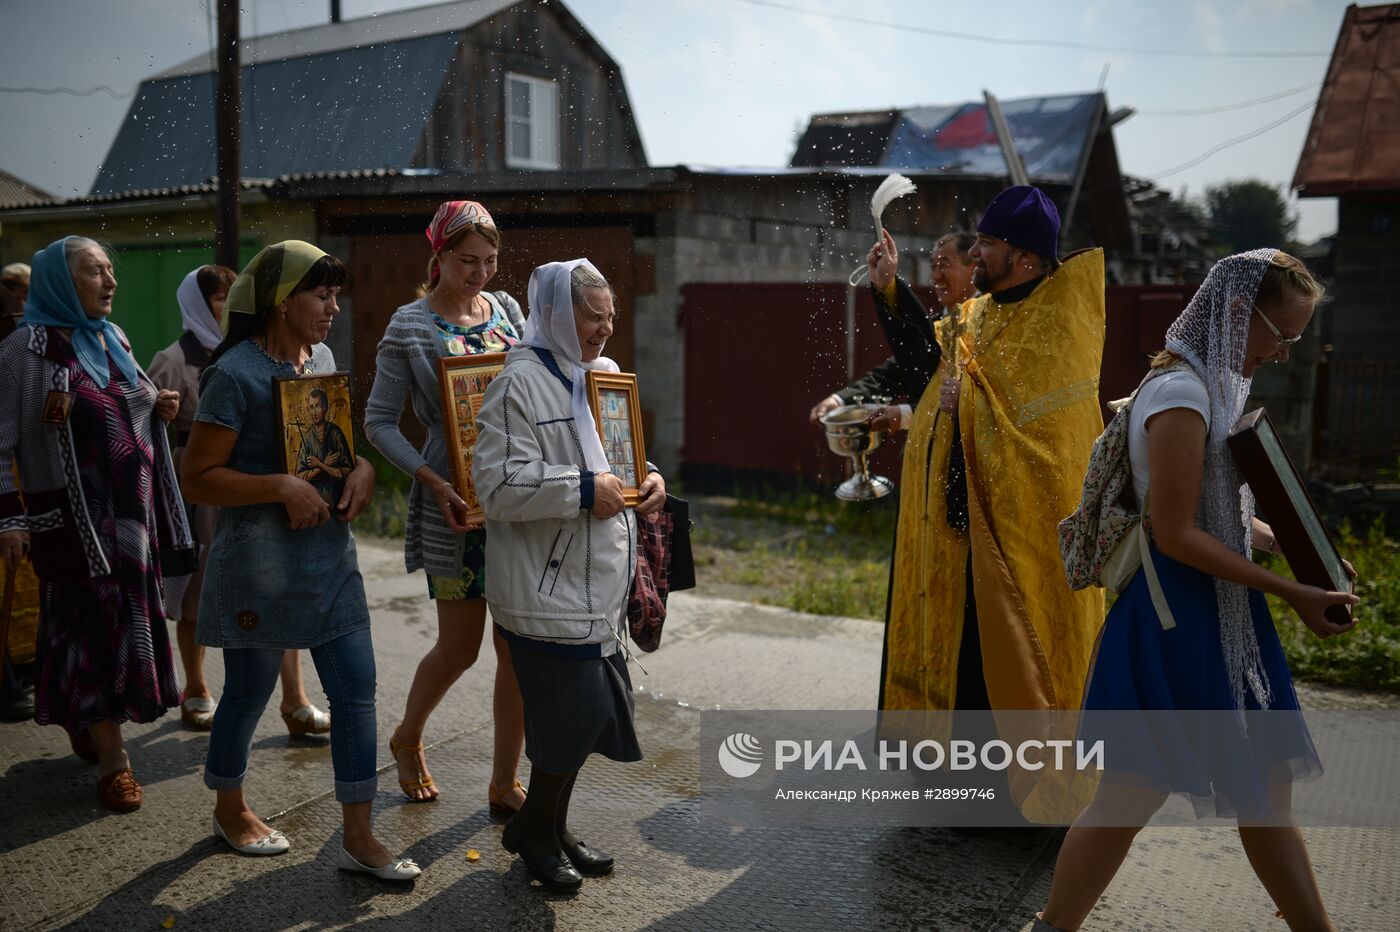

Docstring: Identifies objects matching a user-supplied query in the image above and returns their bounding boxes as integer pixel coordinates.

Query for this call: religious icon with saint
[437,352,509,517]
[585,371,647,506]
[273,372,357,507]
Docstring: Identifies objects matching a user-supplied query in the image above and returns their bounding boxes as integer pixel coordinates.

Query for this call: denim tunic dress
[193,340,370,650]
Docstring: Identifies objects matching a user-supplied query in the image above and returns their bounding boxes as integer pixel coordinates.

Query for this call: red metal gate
[681,282,1191,484]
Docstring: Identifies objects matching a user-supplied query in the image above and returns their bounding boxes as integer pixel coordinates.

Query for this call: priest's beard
[972,255,1014,294]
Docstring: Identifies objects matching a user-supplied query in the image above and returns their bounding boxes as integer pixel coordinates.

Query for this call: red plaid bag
[627,509,673,652]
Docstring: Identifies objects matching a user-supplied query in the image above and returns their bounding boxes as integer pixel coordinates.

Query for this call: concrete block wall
[635,207,939,474]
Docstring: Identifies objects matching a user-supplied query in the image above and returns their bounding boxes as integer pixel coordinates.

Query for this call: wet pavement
[1,537,1396,931]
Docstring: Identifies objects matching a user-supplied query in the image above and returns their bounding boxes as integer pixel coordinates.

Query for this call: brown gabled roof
[1293,3,1400,196]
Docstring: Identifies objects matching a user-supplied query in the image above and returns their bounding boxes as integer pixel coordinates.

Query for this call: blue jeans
[204,627,377,803]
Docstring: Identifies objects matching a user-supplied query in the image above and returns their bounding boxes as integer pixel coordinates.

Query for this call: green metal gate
[111,240,259,367]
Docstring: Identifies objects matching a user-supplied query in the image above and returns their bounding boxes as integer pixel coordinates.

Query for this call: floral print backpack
[1057,367,1184,629]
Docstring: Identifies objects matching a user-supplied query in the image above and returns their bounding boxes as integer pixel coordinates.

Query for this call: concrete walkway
[0,537,1394,930]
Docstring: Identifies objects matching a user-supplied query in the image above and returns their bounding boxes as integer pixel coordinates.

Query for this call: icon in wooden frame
[437,352,510,518]
[586,370,647,507]
[273,371,356,507]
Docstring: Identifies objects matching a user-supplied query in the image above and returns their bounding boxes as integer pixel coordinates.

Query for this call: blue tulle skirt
[1080,545,1322,820]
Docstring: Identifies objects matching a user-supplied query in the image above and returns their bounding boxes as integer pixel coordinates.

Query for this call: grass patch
[786,558,890,618]
[1264,519,1400,694]
[697,486,1400,694]
[692,486,895,620]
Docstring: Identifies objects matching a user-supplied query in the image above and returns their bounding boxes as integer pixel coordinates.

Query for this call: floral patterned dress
[423,297,519,600]
[34,343,180,729]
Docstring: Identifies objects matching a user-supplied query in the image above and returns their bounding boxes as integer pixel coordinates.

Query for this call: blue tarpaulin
[882,94,1101,182]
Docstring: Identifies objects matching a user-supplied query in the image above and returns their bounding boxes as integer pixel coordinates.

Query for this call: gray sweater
[0,323,193,581]
[363,292,525,576]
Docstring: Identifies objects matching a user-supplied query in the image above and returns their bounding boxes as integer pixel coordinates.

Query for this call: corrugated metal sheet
[680,281,1190,482]
[91,33,460,195]
[152,0,517,80]
[1293,3,1400,196]
[0,168,56,209]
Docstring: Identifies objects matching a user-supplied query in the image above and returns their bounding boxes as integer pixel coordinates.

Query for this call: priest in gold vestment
[869,187,1106,818]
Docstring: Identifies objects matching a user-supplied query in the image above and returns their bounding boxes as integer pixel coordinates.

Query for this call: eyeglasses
[1253,303,1303,349]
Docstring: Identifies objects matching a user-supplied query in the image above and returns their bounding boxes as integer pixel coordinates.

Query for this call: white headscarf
[520,259,619,475]
[177,267,225,352]
[1163,248,1276,712]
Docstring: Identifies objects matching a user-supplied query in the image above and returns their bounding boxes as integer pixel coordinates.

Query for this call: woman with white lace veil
[1036,251,1359,932]
[473,259,667,892]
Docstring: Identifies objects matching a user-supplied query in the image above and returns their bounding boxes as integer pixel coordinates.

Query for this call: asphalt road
[1,536,1394,931]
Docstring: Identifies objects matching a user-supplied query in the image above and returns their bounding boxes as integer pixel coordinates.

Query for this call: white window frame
[505,72,560,170]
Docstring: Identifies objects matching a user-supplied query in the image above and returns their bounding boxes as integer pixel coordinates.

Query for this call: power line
[1138,81,1322,116]
[730,0,1331,59]
[1147,101,1315,180]
[0,84,131,99]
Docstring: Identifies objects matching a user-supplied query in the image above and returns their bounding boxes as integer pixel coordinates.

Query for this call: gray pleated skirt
[502,627,643,774]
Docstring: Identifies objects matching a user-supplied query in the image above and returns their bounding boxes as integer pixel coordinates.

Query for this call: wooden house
[1293,2,1400,479]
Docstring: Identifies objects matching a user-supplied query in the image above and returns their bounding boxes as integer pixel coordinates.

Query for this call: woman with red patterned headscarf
[364,200,529,816]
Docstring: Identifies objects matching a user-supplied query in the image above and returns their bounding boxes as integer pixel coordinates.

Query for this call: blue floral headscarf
[21,236,139,389]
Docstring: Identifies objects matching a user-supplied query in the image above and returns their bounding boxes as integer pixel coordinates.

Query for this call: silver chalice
[821,404,894,501]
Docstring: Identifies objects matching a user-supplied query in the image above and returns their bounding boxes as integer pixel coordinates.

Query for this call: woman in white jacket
[472,259,666,892]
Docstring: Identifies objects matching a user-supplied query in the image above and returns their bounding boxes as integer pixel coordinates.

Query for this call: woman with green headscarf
[182,242,419,880]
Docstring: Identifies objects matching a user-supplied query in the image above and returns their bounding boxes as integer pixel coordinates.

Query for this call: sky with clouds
[0,0,1352,240]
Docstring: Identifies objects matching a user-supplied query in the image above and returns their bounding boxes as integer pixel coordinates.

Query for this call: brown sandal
[488,780,526,822]
[97,768,143,812]
[390,734,438,802]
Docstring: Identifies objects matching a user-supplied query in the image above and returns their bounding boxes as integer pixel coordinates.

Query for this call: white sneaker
[337,846,422,881]
[212,815,290,856]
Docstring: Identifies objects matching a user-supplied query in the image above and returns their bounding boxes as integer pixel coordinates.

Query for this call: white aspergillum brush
[870,173,917,239]
[847,173,919,286]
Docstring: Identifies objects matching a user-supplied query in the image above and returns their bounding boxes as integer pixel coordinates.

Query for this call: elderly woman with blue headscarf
[473,259,667,892]
[0,236,193,813]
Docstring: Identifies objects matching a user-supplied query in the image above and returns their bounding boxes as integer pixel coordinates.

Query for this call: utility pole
[214,0,241,269]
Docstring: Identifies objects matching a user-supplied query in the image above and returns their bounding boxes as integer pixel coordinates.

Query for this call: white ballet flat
[337,846,422,881]
[212,815,290,856]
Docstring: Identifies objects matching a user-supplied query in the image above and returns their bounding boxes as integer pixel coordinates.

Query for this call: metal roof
[1293,3,1400,196]
[152,0,518,80]
[4,165,1041,216]
[0,167,56,210]
[90,32,461,196]
[790,111,898,169]
[89,0,647,196]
